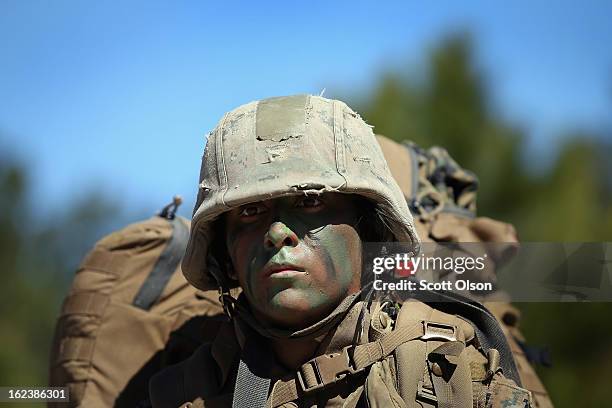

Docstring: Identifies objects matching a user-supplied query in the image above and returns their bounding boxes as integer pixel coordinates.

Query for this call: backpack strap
[231,336,272,408]
[132,215,189,310]
[405,290,522,385]
[393,301,475,408]
[427,341,472,408]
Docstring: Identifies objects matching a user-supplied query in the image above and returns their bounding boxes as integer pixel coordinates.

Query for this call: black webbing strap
[516,339,553,367]
[232,337,271,408]
[132,216,189,310]
[406,290,522,386]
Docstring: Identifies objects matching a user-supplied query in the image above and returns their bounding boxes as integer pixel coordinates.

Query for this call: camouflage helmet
[182,95,420,291]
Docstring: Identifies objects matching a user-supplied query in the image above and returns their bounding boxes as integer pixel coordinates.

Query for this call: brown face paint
[224,193,364,329]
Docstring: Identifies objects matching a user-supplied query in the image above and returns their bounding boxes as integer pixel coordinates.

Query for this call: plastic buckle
[297,346,355,393]
[422,321,457,342]
[417,381,437,403]
[218,288,235,319]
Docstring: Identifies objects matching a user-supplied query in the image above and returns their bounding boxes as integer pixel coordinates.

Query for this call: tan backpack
[376,135,553,407]
[48,200,226,408]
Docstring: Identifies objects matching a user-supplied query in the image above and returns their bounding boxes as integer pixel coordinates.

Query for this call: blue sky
[1,1,611,218]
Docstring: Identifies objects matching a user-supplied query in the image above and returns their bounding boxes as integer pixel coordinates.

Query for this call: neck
[233,291,367,371]
[271,336,321,370]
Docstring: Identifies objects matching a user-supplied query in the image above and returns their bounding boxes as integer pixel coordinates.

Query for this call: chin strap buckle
[218,286,235,319]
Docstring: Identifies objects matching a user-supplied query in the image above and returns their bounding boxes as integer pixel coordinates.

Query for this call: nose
[263,222,299,250]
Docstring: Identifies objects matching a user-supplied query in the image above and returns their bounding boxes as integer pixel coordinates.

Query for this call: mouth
[262,263,306,278]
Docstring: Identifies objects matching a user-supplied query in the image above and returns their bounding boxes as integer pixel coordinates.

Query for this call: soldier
[150,95,532,407]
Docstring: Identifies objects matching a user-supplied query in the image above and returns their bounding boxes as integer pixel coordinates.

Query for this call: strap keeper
[422,320,457,342]
[486,348,501,379]
[417,381,438,404]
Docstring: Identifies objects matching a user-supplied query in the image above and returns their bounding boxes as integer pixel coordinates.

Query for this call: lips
[262,262,306,278]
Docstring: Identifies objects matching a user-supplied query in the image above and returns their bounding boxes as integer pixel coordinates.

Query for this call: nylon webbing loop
[352,322,424,370]
[132,217,189,310]
[56,337,96,363]
[61,292,109,316]
[428,341,471,408]
[78,248,125,275]
[430,341,465,363]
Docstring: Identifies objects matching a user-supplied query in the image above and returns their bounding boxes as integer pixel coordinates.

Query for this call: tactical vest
[149,297,533,408]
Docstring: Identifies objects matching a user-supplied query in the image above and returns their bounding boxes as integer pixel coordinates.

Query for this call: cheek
[310,225,362,290]
[227,224,264,282]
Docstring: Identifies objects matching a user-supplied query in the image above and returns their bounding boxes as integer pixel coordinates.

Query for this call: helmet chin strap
[205,248,239,319]
[219,285,236,319]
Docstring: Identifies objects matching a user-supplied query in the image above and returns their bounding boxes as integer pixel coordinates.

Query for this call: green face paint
[224,193,364,329]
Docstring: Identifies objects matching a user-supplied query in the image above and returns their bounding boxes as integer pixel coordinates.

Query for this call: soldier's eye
[296,197,323,209]
[239,205,267,218]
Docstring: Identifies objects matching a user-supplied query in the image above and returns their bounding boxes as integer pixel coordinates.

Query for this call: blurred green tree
[0,155,126,407]
[355,32,611,239]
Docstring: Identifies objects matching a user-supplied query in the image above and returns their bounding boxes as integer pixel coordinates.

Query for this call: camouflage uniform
[150,95,533,407]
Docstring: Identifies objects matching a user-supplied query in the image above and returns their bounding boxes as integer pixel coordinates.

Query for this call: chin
[261,289,336,328]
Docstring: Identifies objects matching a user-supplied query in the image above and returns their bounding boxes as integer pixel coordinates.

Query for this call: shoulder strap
[232,337,272,408]
[394,301,473,408]
[132,216,189,310]
[405,290,521,385]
